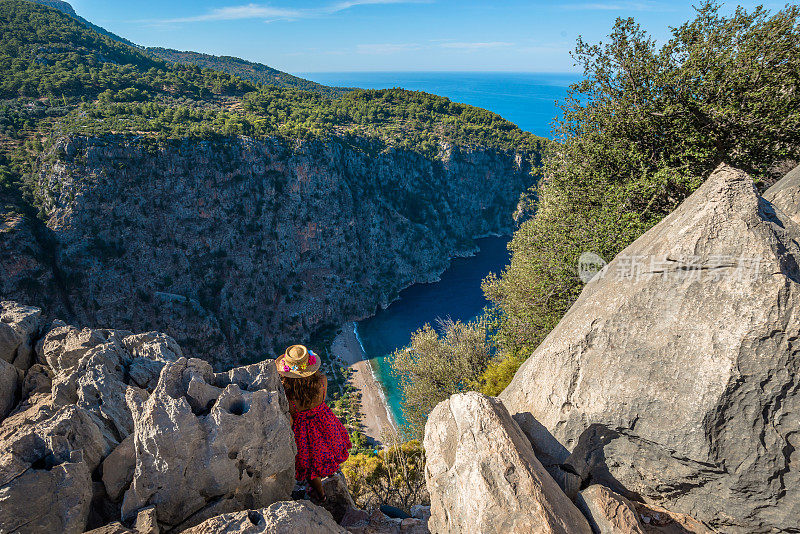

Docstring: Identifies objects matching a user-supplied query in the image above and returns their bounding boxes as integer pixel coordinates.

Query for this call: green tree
[484,2,800,374]
[390,318,491,438]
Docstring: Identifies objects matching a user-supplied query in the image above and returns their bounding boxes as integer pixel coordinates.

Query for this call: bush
[341,436,428,513]
[390,318,491,438]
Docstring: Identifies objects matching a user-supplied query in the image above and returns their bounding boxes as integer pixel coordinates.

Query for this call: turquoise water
[354,236,512,427]
[300,71,580,138]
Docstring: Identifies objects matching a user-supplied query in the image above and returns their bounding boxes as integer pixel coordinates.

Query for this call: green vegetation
[342,438,427,512]
[148,48,351,98]
[0,2,252,99]
[389,2,800,429]
[484,1,800,369]
[0,0,542,162]
[390,319,492,438]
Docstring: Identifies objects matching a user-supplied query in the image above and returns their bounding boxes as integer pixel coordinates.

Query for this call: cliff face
[1,135,534,368]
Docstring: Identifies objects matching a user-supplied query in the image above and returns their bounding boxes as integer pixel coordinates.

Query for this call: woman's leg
[308,477,325,500]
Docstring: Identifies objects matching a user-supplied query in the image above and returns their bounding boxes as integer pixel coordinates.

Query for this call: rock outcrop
[0,304,297,533]
[180,501,347,534]
[121,357,295,530]
[424,392,592,534]
[0,301,41,371]
[1,135,536,368]
[500,165,800,533]
[0,358,19,421]
[0,402,105,533]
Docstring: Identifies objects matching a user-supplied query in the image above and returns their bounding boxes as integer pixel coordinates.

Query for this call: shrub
[390,318,491,438]
[341,435,428,513]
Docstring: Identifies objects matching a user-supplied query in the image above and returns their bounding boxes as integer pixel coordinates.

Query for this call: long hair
[280,370,325,408]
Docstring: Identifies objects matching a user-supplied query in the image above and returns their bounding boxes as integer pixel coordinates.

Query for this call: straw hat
[275,344,321,378]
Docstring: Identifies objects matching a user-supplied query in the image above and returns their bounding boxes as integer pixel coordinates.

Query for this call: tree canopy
[484,1,800,363]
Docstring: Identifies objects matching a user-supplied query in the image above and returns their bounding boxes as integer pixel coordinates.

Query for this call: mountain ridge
[0,0,543,366]
[23,0,350,97]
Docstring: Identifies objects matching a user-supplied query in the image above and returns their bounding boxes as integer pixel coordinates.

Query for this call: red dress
[291,401,352,481]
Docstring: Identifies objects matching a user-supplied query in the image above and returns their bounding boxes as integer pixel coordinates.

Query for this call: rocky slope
[4,165,798,533]
[1,135,533,368]
[0,300,430,533]
[498,164,800,533]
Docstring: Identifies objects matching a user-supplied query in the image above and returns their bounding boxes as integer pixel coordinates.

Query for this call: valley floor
[331,324,396,446]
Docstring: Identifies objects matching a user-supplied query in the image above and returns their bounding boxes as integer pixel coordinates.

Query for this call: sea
[301,72,578,426]
[300,71,579,138]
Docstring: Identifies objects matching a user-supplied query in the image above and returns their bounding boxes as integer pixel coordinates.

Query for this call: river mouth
[354,235,512,426]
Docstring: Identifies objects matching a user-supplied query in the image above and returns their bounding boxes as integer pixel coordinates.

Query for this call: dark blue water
[299,72,580,138]
[355,236,512,426]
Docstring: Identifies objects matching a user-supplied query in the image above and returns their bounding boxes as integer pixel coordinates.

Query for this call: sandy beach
[330,323,396,446]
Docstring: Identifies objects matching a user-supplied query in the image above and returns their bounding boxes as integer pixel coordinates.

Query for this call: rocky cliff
[0,300,430,533]
[1,135,534,368]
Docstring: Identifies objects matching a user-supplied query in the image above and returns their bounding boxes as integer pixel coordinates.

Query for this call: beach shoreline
[330,323,396,446]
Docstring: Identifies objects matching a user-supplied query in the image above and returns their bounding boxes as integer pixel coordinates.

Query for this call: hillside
[0,0,544,366]
[26,0,139,47]
[26,0,350,97]
[148,48,351,98]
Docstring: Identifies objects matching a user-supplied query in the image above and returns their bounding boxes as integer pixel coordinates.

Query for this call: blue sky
[66,1,783,73]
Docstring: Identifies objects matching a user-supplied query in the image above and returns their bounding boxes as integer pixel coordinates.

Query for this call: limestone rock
[179,501,347,534]
[21,363,53,399]
[122,331,182,361]
[564,426,723,531]
[121,357,296,528]
[0,451,92,534]
[410,505,430,524]
[343,509,402,534]
[500,165,800,533]
[424,392,592,534]
[52,341,137,448]
[123,332,182,391]
[0,404,106,533]
[102,434,136,501]
[40,325,106,374]
[135,505,159,534]
[0,358,19,421]
[576,485,645,534]
[0,301,41,370]
[632,502,714,534]
[84,522,136,534]
[320,471,356,523]
[0,393,54,442]
[763,163,800,225]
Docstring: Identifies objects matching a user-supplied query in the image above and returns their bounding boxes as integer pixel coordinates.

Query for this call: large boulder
[122,331,182,391]
[121,357,295,529]
[0,301,41,370]
[424,392,591,534]
[500,165,800,532]
[51,340,138,449]
[0,404,106,533]
[102,434,136,502]
[179,501,347,534]
[39,325,107,374]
